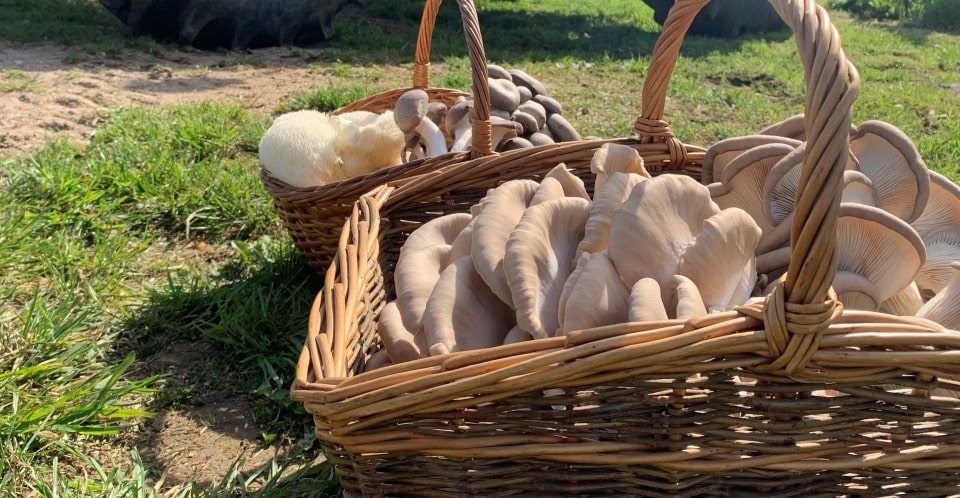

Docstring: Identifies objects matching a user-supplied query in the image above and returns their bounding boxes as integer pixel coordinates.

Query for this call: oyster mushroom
[509,68,548,96]
[546,114,581,142]
[449,217,476,261]
[559,252,629,334]
[489,77,521,113]
[534,94,563,115]
[539,164,589,201]
[911,171,960,296]
[395,213,473,333]
[758,113,807,141]
[628,278,668,322]
[517,101,547,130]
[490,116,523,150]
[510,110,539,135]
[423,256,516,354]
[517,86,533,102]
[880,282,924,316]
[672,275,708,320]
[849,121,929,223]
[503,325,533,345]
[394,89,447,157]
[708,142,796,237]
[590,143,649,195]
[917,262,960,329]
[377,302,422,363]
[504,197,591,338]
[702,134,801,184]
[577,172,648,257]
[472,180,541,306]
[486,63,512,80]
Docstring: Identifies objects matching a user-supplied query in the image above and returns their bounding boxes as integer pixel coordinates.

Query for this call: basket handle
[411,0,494,157]
[640,0,860,373]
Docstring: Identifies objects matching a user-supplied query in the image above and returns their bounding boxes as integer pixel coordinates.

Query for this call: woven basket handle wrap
[641,0,860,373]
[412,0,493,157]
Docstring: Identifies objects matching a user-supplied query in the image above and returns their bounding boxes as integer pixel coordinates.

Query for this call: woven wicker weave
[260,0,506,273]
[291,0,960,495]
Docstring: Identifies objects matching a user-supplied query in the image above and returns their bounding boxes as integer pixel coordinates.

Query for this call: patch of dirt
[0,44,409,156]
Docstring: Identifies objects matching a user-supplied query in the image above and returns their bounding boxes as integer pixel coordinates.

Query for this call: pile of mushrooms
[703,114,960,329]
[367,144,767,370]
[398,64,582,161]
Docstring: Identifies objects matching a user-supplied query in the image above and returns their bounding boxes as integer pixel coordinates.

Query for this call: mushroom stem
[451,128,473,152]
[416,118,447,157]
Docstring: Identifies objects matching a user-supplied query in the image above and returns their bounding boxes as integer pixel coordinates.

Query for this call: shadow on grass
[119,237,337,493]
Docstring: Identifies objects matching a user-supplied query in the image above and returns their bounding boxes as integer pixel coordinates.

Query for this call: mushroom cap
[911,171,960,294]
[336,110,405,178]
[486,63,512,80]
[504,197,591,338]
[518,101,547,129]
[509,68,548,96]
[423,256,517,353]
[672,275,708,320]
[917,262,960,330]
[547,114,581,142]
[879,282,923,316]
[489,77,521,113]
[557,252,590,331]
[500,137,534,151]
[449,217,476,261]
[530,177,566,206]
[677,208,761,312]
[628,278,668,322]
[544,164,589,200]
[702,135,801,184]
[362,348,392,372]
[609,174,721,294]
[578,172,647,257]
[758,113,807,141]
[490,115,522,139]
[591,143,649,194]
[841,170,878,206]
[849,120,929,223]
[528,132,554,146]
[534,94,563,115]
[560,252,630,334]
[517,86,533,102]
[511,110,539,135]
[378,301,422,363]
[336,110,380,126]
[709,142,795,236]
[259,110,345,187]
[834,272,883,311]
[445,99,474,134]
[472,180,541,306]
[503,326,533,345]
[395,213,473,332]
[394,89,430,133]
[425,102,448,132]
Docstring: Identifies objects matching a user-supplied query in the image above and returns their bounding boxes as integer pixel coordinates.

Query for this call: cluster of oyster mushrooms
[396,64,581,161]
[704,114,960,329]
[368,144,770,369]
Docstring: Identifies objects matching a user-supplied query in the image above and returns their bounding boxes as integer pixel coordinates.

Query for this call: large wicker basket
[261,0,509,273]
[291,0,960,495]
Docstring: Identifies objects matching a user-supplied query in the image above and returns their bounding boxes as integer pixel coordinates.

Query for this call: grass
[0,0,958,495]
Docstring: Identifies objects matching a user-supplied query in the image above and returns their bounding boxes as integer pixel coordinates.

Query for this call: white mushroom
[446,99,474,153]
[395,213,473,333]
[449,217,476,261]
[423,256,516,354]
[395,90,447,157]
[557,252,590,330]
[590,143,649,194]
[702,134,801,184]
[608,174,721,301]
[849,120,929,223]
[916,262,960,330]
[472,180,541,306]
[377,302,422,363]
[672,275,708,320]
[544,164,589,199]
[577,172,647,257]
[879,282,924,316]
[259,110,346,187]
[676,208,761,313]
[336,110,406,178]
[911,171,960,296]
[504,197,591,338]
[559,252,629,334]
[628,278,668,322]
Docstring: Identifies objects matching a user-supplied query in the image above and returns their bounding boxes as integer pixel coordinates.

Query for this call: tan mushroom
[879,282,924,316]
[503,325,533,345]
[840,170,877,206]
[578,172,647,257]
[702,135,801,184]
[362,348,392,372]
[608,174,721,300]
[672,275,708,320]
[504,197,591,338]
[472,180,541,306]
[423,256,516,354]
[757,113,807,141]
[395,213,473,332]
[628,278,668,322]
[449,217,476,261]
[559,252,629,334]
[394,89,447,157]
[916,262,960,330]
[849,121,929,223]
[557,252,590,330]
[677,208,761,312]
[590,143,649,195]
[377,301,422,363]
[708,142,795,238]
[911,171,960,296]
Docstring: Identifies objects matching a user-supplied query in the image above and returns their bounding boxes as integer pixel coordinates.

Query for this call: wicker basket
[291,0,960,495]
[260,0,510,273]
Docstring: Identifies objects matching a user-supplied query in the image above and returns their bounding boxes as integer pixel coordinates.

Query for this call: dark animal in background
[98,0,358,49]
[641,0,786,37]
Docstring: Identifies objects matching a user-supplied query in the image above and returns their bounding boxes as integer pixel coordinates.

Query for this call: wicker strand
[413,0,442,88]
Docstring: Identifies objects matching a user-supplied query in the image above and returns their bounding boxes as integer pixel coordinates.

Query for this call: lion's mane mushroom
[917,262,960,330]
[578,172,647,257]
[559,252,629,334]
[702,134,801,184]
[504,197,591,338]
[758,204,925,311]
[591,143,649,195]
[377,301,423,363]
[395,213,473,333]
[628,278,668,322]
[911,171,960,296]
[336,110,406,178]
[259,110,346,187]
[472,180,541,306]
[423,256,516,354]
[608,175,722,301]
[395,89,447,157]
[708,142,795,238]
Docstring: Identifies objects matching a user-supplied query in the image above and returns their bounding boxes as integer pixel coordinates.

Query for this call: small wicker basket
[261,0,506,273]
[292,0,960,495]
